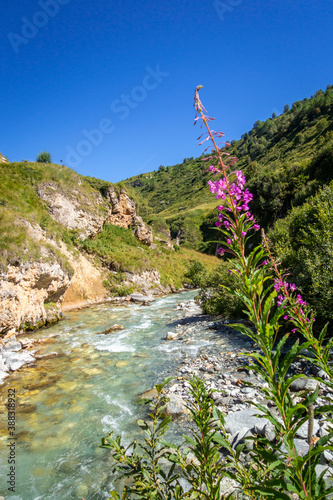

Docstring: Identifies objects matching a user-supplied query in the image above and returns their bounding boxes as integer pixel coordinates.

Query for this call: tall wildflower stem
[194,86,246,265]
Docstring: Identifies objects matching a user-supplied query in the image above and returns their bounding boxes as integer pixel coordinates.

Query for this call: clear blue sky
[1,0,332,182]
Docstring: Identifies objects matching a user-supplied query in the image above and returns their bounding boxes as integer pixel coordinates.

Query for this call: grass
[76,224,219,290]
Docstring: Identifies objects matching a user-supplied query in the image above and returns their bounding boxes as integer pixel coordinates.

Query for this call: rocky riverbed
[147,299,333,496]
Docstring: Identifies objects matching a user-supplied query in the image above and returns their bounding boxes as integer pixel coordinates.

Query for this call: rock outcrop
[0,181,155,336]
[0,152,9,163]
[60,243,107,311]
[0,261,71,335]
[122,270,166,295]
[38,183,105,239]
[103,186,153,245]
[38,183,153,246]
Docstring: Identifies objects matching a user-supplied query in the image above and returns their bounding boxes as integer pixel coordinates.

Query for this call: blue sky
[1,0,333,182]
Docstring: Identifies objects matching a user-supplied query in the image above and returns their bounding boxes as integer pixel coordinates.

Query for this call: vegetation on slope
[0,161,218,293]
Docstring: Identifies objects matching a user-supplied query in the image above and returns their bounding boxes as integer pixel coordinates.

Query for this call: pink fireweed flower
[277,294,285,306]
[241,231,247,237]
[206,165,220,173]
[290,283,297,292]
[236,170,246,187]
[215,221,222,227]
[274,279,282,292]
[223,220,231,228]
[253,224,260,230]
[284,315,289,320]
[227,239,232,245]
[242,189,253,203]
[296,295,307,306]
[217,247,224,256]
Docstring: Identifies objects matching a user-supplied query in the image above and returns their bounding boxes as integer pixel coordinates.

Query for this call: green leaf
[155,376,174,393]
[109,491,120,500]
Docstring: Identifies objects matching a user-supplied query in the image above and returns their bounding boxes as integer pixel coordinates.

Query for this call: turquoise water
[0,291,210,499]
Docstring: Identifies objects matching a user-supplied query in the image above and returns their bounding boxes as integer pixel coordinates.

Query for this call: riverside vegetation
[101,89,333,499]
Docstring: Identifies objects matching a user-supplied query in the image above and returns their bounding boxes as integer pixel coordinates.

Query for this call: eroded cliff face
[0,261,71,335]
[38,183,105,239]
[38,183,153,245]
[60,243,107,311]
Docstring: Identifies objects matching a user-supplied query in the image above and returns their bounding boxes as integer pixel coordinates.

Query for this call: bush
[270,182,333,330]
[184,259,207,287]
[36,151,52,163]
[198,261,244,317]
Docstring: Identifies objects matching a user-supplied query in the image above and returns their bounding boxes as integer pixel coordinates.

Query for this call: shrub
[270,182,333,330]
[184,259,207,287]
[198,261,244,317]
[36,151,52,163]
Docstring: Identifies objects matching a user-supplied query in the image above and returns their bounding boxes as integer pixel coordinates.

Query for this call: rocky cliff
[0,171,156,337]
[38,182,153,245]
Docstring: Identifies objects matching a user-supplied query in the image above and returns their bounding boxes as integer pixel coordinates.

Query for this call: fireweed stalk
[194,86,333,498]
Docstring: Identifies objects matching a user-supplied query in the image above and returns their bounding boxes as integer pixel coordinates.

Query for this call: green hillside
[0,161,218,292]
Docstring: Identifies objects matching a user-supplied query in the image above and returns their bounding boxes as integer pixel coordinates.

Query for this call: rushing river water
[0,290,219,500]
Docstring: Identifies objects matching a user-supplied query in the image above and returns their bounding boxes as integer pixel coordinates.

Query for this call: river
[0,290,221,499]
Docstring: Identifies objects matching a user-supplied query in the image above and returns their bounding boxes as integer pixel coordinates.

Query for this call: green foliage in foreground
[102,369,333,499]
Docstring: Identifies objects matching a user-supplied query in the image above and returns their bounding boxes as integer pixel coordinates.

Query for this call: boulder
[224,408,265,435]
[137,387,158,401]
[2,351,35,371]
[130,293,155,304]
[165,394,190,417]
[97,325,125,334]
[229,427,254,450]
[296,419,320,440]
[35,352,58,359]
[166,332,178,341]
[290,377,319,392]
[2,340,22,352]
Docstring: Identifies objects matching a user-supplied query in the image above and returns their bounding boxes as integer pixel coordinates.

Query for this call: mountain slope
[124,85,333,248]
